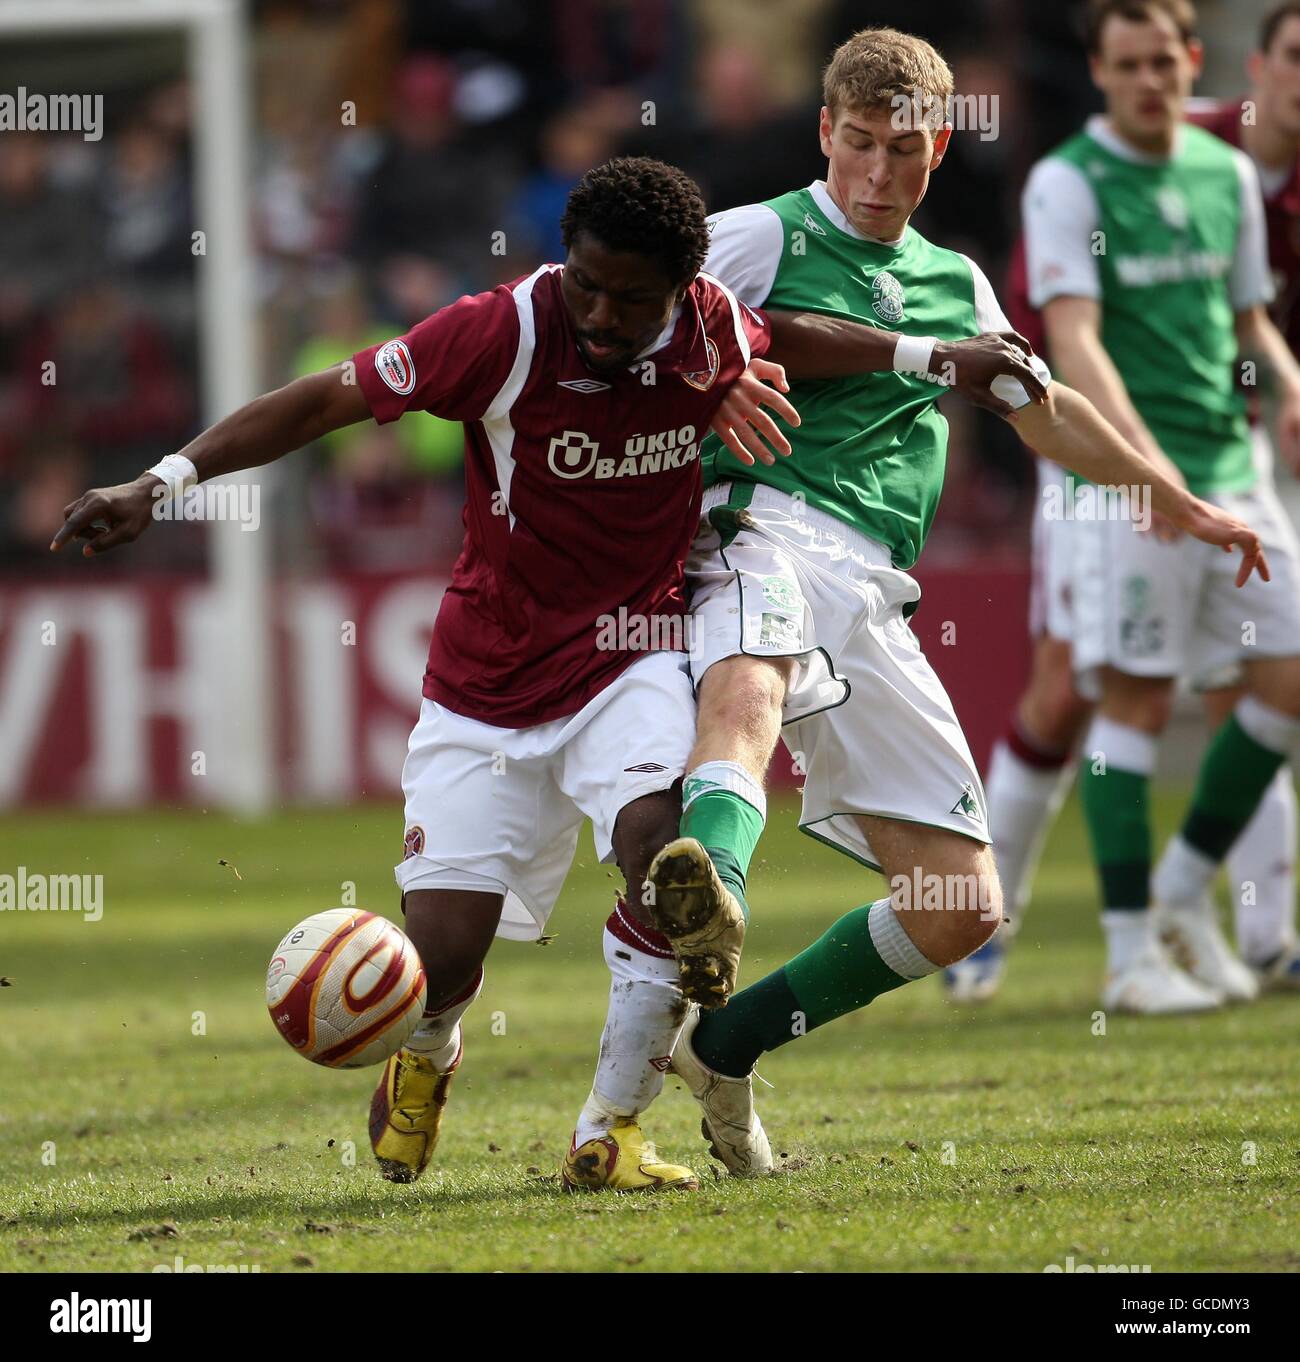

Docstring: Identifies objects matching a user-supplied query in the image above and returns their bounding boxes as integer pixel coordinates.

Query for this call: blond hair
[822,27,954,131]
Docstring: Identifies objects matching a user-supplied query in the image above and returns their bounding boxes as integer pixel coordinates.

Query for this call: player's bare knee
[400,889,500,1000]
[1246,657,1300,718]
[1102,672,1175,734]
[612,788,681,922]
[699,655,788,739]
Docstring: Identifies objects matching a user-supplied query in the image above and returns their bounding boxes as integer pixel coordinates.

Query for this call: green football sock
[1078,760,1150,910]
[1180,714,1287,861]
[691,900,912,1077]
[680,782,764,918]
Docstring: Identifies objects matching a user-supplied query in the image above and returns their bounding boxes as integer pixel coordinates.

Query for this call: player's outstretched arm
[1009,382,1270,587]
[51,364,369,557]
[762,311,1047,412]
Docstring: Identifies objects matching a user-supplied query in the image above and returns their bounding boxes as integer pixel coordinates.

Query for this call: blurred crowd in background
[0,0,1252,574]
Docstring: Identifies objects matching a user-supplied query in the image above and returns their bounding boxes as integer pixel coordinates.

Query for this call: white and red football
[266,909,427,1068]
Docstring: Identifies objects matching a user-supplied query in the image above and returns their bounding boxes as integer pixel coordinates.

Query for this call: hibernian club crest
[871,270,906,322]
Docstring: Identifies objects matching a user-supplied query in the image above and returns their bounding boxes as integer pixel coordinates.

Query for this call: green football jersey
[701,182,1046,569]
[1027,120,1264,496]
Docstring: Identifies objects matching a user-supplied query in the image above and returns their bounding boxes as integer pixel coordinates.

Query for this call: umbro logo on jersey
[624,762,669,773]
[648,1055,673,1072]
[558,378,612,394]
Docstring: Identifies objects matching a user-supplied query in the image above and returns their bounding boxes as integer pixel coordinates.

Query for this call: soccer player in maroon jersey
[53,157,1048,1191]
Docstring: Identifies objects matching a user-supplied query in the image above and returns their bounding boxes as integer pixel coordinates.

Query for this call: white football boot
[1156,899,1259,1003]
[1101,943,1224,1015]
[670,1006,772,1178]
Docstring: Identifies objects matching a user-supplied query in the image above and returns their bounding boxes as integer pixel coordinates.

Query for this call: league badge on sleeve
[375,338,417,395]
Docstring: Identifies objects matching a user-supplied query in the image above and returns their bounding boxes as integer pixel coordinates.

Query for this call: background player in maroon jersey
[52,157,1049,1192]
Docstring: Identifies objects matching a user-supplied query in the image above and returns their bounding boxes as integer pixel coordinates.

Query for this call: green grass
[1,793,1296,1273]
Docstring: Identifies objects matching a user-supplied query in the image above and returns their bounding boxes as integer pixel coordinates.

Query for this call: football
[265,909,427,1068]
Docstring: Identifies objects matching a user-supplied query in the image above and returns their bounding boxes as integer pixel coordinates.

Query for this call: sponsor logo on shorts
[625,762,669,773]
[648,1055,673,1072]
[1119,575,1166,655]
[403,826,425,860]
[950,783,983,820]
[758,611,802,650]
[375,339,416,395]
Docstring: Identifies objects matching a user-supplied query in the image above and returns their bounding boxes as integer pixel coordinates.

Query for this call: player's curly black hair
[560,157,711,286]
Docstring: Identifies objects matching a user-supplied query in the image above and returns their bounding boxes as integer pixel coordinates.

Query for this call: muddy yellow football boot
[561,1121,699,1192]
[368,1038,461,1183]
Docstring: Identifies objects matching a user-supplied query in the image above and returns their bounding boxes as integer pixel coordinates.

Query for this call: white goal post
[0,0,272,814]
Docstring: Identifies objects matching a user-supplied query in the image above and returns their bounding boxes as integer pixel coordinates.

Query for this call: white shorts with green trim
[1071,472,1300,685]
[395,650,695,940]
[687,483,989,870]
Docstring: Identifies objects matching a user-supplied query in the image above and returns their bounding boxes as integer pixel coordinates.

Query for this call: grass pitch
[1,793,1297,1273]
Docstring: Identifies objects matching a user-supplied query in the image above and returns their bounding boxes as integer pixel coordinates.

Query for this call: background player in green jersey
[1008,0,1300,1016]
[638,23,1272,1174]
[970,0,1300,1007]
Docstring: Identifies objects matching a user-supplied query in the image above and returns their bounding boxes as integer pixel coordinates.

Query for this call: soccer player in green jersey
[1006,0,1300,1016]
[636,24,1274,1174]
[964,0,1300,1008]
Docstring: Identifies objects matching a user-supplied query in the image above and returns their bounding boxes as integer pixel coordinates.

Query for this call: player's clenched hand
[1175,498,1270,588]
[710,358,801,466]
[934,331,1048,415]
[50,476,161,557]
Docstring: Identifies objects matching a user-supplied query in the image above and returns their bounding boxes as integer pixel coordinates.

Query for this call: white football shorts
[395,650,696,940]
[1029,459,1078,643]
[1071,468,1300,684]
[687,483,989,871]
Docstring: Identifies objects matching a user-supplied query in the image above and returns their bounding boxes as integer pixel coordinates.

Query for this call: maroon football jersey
[1189,98,1300,351]
[354,265,768,728]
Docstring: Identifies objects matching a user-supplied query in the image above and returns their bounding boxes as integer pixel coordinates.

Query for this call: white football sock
[1153,834,1219,911]
[985,736,1076,926]
[1229,767,1297,966]
[574,905,687,1147]
[403,966,483,1071]
[682,759,767,818]
[1102,909,1155,974]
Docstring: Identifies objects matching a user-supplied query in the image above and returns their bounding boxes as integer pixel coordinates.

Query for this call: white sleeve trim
[697,270,752,366]
[1229,148,1276,311]
[957,252,1052,409]
[702,204,784,308]
[480,263,553,528]
[1022,158,1102,307]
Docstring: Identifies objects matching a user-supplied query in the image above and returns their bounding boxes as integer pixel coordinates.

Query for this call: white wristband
[145,453,199,501]
[892,333,938,379]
